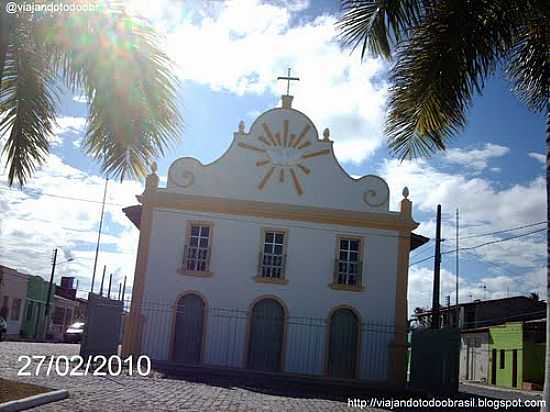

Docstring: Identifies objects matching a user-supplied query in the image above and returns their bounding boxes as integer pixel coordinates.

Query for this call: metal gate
[247,298,285,371]
[80,293,123,358]
[409,328,460,394]
[173,294,205,364]
[327,308,359,379]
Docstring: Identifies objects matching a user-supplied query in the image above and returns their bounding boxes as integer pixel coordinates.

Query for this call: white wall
[139,208,400,381]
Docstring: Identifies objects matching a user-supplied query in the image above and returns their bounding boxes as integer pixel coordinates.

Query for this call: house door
[247,298,285,371]
[327,308,359,379]
[491,349,497,384]
[173,294,205,364]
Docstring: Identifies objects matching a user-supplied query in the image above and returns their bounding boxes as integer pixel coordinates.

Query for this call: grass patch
[0,378,51,403]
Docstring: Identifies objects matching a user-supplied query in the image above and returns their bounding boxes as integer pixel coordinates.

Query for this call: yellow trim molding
[254,276,289,285]
[152,192,418,232]
[387,197,414,387]
[328,283,364,292]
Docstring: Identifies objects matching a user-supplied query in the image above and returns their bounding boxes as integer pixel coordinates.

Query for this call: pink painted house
[0,265,30,337]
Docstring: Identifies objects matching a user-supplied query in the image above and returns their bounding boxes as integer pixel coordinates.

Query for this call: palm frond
[338,0,423,60]
[0,16,59,187]
[506,2,550,113]
[40,6,183,181]
[385,0,521,159]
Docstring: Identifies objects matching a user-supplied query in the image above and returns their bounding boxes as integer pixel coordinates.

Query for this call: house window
[500,349,505,369]
[11,298,22,321]
[184,224,212,273]
[259,231,286,279]
[334,238,362,287]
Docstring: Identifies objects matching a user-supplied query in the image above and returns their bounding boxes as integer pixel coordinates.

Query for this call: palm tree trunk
[544,98,550,412]
[0,0,11,92]
[0,5,6,85]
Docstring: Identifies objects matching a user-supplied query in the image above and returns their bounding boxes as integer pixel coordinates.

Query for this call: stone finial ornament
[402,186,409,199]
[238,120,245,133]
[145,161,160,192]
[322,128,330,141]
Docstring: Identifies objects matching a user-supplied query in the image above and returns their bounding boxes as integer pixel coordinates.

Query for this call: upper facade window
[183,224,212,274]
[257,230,287,283]
[332,237,363,290]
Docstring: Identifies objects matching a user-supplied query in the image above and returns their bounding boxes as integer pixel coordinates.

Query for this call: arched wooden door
[173,294,205,364]
[327,308,359,379]
[247,298,285,371]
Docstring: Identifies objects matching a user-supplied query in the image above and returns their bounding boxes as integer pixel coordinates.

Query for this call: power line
[409,228,545,267]
[459,221,547,241]
[443,228,545,255]
[0,186,126,207]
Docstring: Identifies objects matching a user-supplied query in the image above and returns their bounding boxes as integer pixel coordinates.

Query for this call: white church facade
[122,92,426,386]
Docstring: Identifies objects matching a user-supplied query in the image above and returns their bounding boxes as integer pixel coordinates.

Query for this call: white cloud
[155,0,387,164]
[528,152,545,165]
[50,116,87,147]
[0,154,142,298]
[443,143,509,172]
[379,153,546,314]
[72,94,88,104]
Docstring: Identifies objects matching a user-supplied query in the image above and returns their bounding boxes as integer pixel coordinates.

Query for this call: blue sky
[0,0,546,314]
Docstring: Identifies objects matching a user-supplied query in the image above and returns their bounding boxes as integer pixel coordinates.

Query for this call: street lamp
[42,248,74,339]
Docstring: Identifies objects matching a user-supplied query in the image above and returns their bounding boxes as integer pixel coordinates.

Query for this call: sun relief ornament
[238,119,330,196]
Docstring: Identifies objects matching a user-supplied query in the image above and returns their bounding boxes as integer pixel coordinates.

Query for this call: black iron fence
[100,298,404,381]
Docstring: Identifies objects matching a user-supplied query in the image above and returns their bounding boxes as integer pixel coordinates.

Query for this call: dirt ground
[0,377,51,403]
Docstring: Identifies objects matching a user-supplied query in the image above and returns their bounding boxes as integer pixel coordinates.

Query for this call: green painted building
[20,276,54,339]
[488,320,545,390]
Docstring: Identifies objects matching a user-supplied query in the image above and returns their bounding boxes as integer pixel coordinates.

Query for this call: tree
[338,0,549,403]
[0,2,182,186]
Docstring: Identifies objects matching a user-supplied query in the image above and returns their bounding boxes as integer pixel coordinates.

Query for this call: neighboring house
[21,276,54,339]
[460,327,489,383]
[488,320,545,390]
[413,295,546,388]
[0,265,30,337]
[49,294,78,341]
[121,92,427,386]
[413,296,545,329]
[74,298,88,321]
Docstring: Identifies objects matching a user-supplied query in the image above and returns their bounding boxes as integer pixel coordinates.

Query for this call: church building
[122,87,427,386]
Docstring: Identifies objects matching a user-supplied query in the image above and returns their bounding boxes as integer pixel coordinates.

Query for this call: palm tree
[0,2,182,186]
[338,0,549,401]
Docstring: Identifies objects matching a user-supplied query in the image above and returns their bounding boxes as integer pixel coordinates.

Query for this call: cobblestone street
[0,342,385,412]
[2,341,544,411]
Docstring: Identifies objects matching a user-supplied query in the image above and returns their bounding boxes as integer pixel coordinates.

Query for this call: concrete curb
[0,389,69,412]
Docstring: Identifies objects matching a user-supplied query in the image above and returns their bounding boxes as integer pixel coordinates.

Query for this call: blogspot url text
[348,397,546,410]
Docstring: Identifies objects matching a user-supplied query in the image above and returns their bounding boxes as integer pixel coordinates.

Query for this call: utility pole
[91,178,108,293]
[121,275,127,304]
[43,248,58,339]
[455,208,460,327]
[99,265,106,297]
[431,204,442,329]
[118,282,122,301]
[107,273,112,299]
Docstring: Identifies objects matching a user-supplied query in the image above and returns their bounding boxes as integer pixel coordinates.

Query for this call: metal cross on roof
[277,67,300,95]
